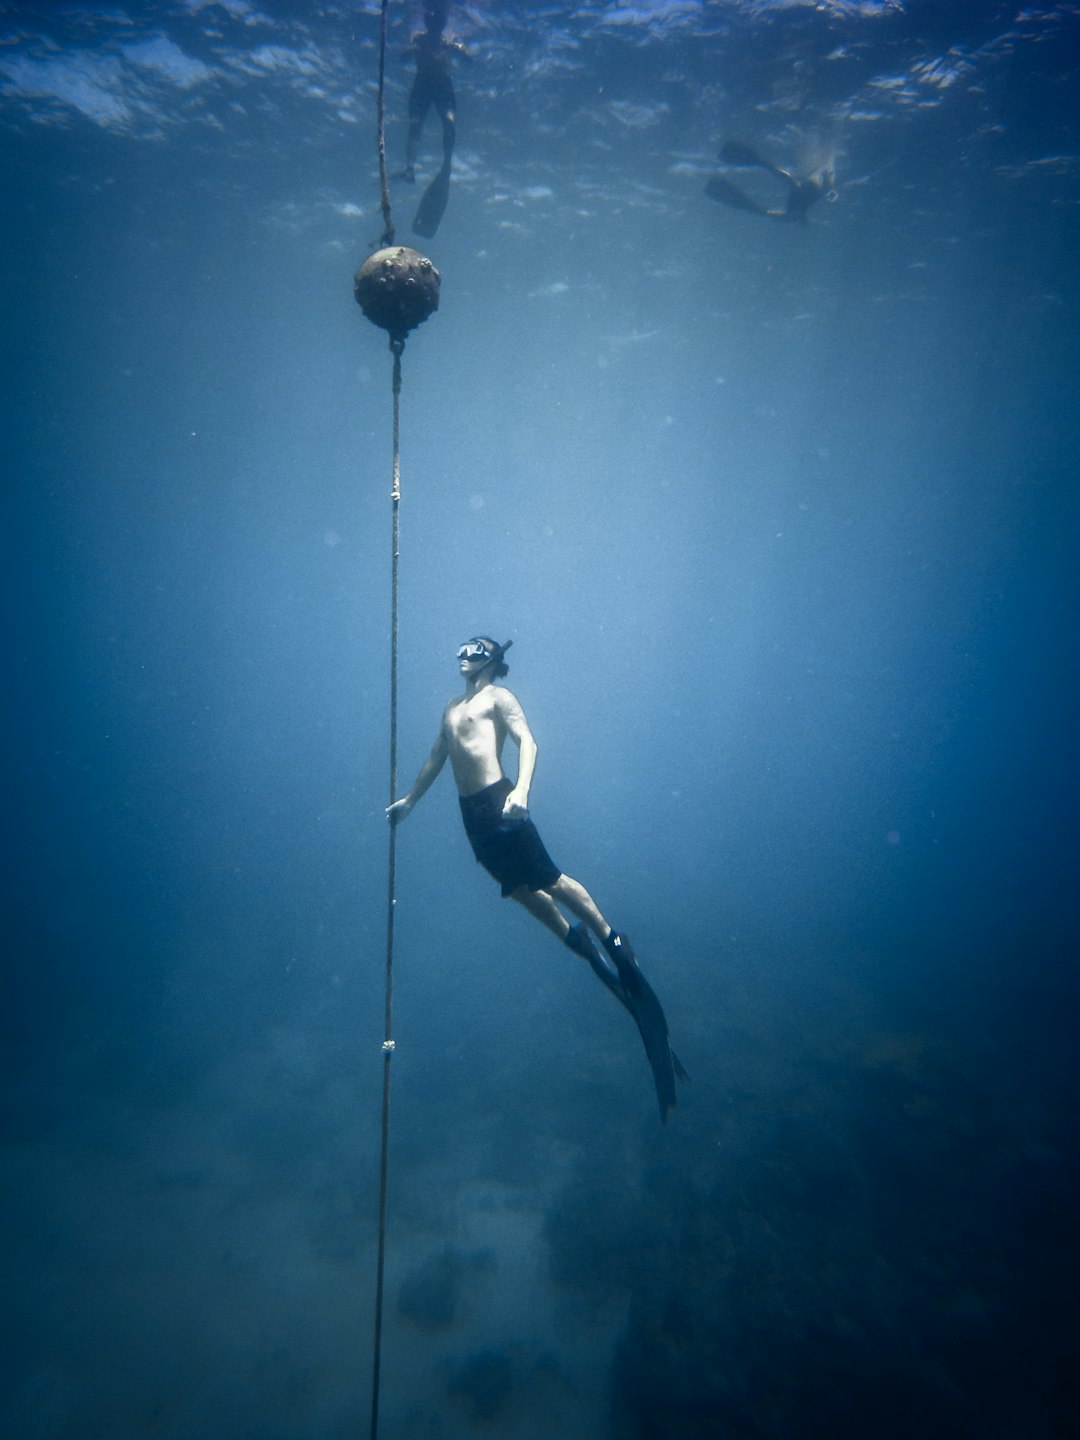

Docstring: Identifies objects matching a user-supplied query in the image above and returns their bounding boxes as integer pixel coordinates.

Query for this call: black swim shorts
[459,777,561,897]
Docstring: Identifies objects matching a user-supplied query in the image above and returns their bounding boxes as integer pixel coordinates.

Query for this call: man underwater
[400,0,466,238]
[387,637,685,1121]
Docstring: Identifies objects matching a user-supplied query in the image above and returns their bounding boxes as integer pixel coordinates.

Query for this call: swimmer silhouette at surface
[706,139,836,224]
[400,0,467,238]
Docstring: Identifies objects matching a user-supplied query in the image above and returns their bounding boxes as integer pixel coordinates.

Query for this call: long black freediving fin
[564,924,689,1093]
[719,138,771,169]
[565,925,682,1122]
[704,174,771,217]
[412,163,451,238]
[604,932,679,1124]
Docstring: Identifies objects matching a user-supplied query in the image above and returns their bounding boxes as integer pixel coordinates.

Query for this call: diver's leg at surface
[438,103,456,169]
[412,164,451,237]
[412,102,455,238]
[402,93,427,181]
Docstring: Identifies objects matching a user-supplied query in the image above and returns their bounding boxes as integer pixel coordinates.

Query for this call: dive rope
[370,5,396,1438]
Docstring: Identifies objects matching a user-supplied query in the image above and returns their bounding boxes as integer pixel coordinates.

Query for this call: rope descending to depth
[370,338,404,1440]
[370,6,398,1437]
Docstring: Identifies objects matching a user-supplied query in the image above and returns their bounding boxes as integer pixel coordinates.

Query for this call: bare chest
[446,696,502,751]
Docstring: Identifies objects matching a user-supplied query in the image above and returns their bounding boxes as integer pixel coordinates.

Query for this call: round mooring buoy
[354,246,440,343]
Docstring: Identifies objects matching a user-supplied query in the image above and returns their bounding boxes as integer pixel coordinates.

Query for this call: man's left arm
[498,690,537,817]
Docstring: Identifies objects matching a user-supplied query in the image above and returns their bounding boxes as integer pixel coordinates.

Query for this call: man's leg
[510,874,618,952]
[512,883,621,989]
[436,102,456,169]
[513,882,681,1118]
[545,874,612,942]
[404,93,428,179]
[511,884,569,939]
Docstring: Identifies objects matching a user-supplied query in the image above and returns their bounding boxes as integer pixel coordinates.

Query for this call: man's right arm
[386,723,449,822]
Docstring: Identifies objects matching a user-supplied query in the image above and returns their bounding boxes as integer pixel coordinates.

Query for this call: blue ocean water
[4,2,1079,1436]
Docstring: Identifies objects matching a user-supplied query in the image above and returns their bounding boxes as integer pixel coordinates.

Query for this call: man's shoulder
[491,684,525,715]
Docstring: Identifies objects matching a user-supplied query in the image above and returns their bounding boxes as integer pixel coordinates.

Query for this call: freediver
[705,139,835,224]
[386,637,685,1122]
[399,0,467,239]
